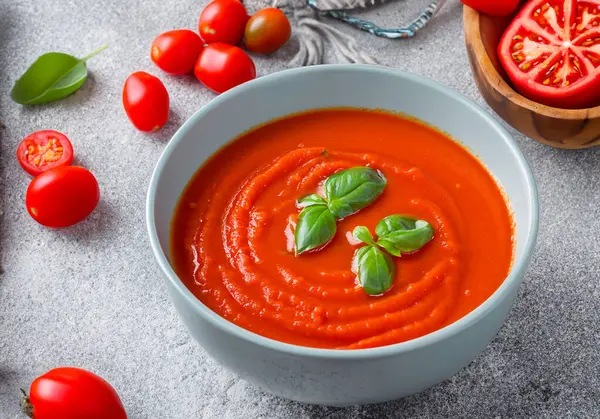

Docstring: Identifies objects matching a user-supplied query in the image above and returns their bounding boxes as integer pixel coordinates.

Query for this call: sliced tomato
[499,0,600,109]
[17,130,74,176]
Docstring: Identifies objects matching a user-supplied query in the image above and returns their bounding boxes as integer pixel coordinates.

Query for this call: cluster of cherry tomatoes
[16,130,100,228]
[122,0,291,132]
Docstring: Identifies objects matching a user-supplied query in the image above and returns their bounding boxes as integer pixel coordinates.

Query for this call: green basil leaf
[352,226,375,246]
[375,239,403,257]
[324,167,386,219]
[375,215,434,255]
[295,205,336,255]
[354,245,395,296]
[10,46,107,105]
[297,194,327,208]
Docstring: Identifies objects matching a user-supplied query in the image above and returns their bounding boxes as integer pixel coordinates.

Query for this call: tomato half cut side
[17,130,74,176]
[498,0,600,109]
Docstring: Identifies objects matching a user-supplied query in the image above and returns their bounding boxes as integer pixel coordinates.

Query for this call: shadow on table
[0,367,22,416]
[56,199,119,241]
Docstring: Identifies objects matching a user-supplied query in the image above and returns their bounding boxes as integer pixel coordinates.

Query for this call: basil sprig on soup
[294,166,386,255]
[352,216,435,295]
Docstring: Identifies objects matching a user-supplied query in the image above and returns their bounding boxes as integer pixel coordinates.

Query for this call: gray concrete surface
[2,0,600,417]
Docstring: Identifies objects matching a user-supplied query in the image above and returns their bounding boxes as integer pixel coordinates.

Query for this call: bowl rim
[463,4,600,119]
[146,63,539,360]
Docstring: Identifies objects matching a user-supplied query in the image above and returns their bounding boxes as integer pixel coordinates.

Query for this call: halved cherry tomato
[122,71,169,132]
[21,367,127,419]
[499,0,600,109]
[194,43,256,93]
[244,8,291,54]
[461,0,519,17]
[26,166,100,228]
[198,0,249,45]
[151,29,204,75]
[16,130,74,177]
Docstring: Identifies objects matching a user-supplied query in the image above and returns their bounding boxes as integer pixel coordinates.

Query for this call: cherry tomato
[16,130,74,177]
[122,71,169,132]
[151,29,204,75]
[460,0,519,16]
[21,367,127,419]
[194,43,256,94]
[244,8,291,54]
[498,0,600,109]
[26,166,100,228]
[198,0,249,45]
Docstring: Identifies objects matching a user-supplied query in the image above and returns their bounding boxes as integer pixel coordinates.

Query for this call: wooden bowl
[463,5,600,149]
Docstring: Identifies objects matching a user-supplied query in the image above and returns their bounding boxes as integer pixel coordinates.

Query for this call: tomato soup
[171,109,514,350]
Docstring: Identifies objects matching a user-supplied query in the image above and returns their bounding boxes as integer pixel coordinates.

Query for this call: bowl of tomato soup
[147,64,538,405]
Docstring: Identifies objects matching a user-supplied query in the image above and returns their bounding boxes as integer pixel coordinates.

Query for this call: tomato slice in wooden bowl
[499,0,600,109]
[16,130,74,176]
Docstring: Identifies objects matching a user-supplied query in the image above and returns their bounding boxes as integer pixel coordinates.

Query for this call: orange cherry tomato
[21,367,127,419]
[16,130,74,177]
[198,0,249,45]
[151,29,204,75]
[244,8,291,54]
[194,43,256,94]
[122,71,169,132]
[26,166,100,228]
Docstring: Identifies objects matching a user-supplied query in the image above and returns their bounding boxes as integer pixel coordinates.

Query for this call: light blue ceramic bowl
[146,64,538,406]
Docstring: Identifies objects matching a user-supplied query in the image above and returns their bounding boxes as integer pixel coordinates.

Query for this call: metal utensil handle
[307,0,447,39]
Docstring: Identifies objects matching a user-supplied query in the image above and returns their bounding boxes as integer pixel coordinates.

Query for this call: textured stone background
[2,0,600,417]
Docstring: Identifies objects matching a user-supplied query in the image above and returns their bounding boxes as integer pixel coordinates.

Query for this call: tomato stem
[19,388,34,418]
[82,45,108,61]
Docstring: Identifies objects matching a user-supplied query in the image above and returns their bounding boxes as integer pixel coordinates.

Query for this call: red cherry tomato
[194,43,256,94]
[151,29,204,75]
[498,0,600,109]
[198,0,249,45]
[122,71,169,132]
[461,0,519,17]
[21,367,127,419]
[26,166,100,228]
[16,130,74,177]
[244,8,291,54]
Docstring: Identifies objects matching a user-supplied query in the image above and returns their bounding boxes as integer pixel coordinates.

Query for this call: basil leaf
[352,226,375,246]
[11,46,107,105]
[354,245,395,296]
[297,194,327,208]
[325,167,386,219]
[295,205,336,255]
[375,240,403,258]
[375,215,434,256]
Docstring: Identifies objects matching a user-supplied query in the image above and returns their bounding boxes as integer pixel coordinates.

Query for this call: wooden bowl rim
[463,5,600,120]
